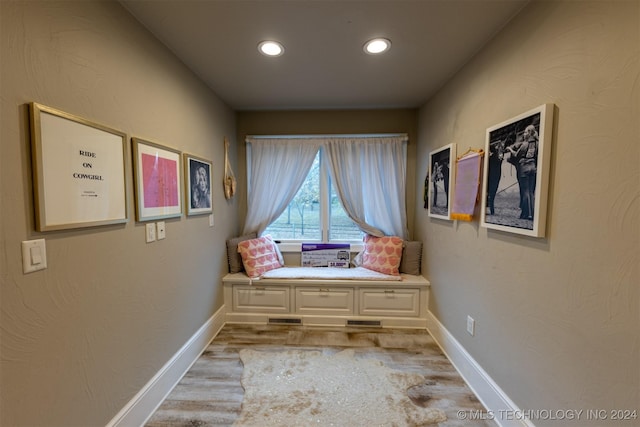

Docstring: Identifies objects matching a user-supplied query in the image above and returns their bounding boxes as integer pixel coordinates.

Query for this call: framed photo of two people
[428,143,456,220]
[481,103,554,238]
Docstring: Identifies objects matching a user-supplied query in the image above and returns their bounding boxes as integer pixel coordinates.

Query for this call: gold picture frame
[29,103,128,231]
[132,137,183,221]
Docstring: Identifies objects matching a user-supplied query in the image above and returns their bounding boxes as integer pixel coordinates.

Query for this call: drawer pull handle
[384,290,395,294]
[254,287,266,291]
[319,288,330,292]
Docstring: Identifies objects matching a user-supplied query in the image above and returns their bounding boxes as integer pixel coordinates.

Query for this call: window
[245,134,408,243]
[329,179,364,241]
[264,149,364,242]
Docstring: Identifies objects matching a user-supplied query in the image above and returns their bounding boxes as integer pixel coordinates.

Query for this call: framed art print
[184,153,213,216]
[132,137,182,221]
[480,103,554,237]
[428,143,456,220]
[29,102,128,231]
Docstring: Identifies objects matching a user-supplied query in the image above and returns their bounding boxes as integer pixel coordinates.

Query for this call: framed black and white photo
[480,103,554,237]
[132,137,183,221]
[184,154,212,216]
[428,143,456,220]
[29,103,128,231]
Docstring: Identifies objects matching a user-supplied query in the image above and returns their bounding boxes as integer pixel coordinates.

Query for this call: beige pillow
[399,241,422,275]
[226,232,257,273]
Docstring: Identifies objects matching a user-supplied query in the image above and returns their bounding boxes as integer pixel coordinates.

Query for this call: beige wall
[0,1,238,426]
[415,1,639,424]
[2,1,638,425]
[236,109,419,241]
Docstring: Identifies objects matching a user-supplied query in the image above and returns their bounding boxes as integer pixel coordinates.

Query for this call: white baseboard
[426,311,534,427]
[225,313,427,329]
[106,305,226,427]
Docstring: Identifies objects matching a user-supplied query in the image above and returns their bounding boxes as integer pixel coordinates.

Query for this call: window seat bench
[222,269,430,329]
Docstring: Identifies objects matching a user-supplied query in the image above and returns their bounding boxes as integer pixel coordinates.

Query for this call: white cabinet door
[295,287,354,315]
[233,286,290,313]
[359,289,420,317]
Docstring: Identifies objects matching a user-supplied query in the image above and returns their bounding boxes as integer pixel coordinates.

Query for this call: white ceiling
[121,0,529,111]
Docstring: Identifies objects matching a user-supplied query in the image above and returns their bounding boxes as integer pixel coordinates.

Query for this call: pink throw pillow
[237,235,283,278]
[361,235,403,276]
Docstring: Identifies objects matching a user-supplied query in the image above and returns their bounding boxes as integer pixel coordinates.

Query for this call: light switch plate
[145,223,156,243]
[157,221,166,240]
[209,214,214,227]
[22,239,47,274]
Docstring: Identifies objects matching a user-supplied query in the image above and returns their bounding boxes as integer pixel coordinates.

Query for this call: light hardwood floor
[146,324,494,427]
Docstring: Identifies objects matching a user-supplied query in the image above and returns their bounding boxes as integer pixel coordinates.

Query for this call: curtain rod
[247,133,408,139]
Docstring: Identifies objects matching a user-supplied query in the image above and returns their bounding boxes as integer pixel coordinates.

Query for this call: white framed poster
[428,143,456,220]
[29,103,128,231]
[480,103,554,237]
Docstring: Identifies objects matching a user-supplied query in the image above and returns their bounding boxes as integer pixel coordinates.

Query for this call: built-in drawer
[359,288,420,317]
[295,287,354,315]
[232,285,290,313]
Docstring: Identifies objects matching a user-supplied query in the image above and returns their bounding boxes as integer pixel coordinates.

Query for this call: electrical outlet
[467,315,475,336]
[145,223,156,243]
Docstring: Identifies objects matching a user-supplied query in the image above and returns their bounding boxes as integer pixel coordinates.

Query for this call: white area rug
[234,348,447,426]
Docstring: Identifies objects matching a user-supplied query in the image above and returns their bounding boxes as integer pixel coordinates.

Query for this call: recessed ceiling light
[258,40,285,57]
[364,38,391,55]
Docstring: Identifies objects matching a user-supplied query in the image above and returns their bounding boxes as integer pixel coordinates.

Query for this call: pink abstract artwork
[141,153,179,208]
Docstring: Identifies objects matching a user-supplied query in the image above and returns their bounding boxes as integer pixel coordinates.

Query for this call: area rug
[234,348,447,426]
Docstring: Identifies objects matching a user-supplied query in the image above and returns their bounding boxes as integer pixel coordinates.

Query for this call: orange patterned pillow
[361,235,404,276]
[237,235,283,278]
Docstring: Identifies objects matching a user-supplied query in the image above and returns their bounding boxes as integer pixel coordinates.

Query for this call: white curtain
[243,138,322,235]
[324,136,409,238]
[243,135,409,239]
